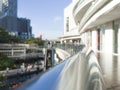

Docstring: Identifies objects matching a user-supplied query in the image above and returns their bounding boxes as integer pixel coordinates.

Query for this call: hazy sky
[18,0,71,40]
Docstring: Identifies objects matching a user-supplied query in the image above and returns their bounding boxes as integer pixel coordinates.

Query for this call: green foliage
[0,27,22,43]
[0,73,6,86]
[35,38,45,46]
[0,80,5,86]
[0,27,10,43]
[9,35,22,43]
[0,54,13,70]
[26,37,45,46]
[0,26,44,44]
[26,37,36,44]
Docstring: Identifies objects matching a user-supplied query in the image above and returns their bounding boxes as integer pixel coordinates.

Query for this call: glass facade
[0,0,17,18]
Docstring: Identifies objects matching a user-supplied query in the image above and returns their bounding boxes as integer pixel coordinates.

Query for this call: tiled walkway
[96,52,120,90]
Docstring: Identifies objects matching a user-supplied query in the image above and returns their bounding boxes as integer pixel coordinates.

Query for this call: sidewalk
[0,68,37,77]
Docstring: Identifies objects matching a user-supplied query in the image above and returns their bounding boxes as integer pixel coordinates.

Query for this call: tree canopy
[26,37,45,46]
[0,27,10,43]
[0,26,45,46]
[0,54,13,70]
[0,27,22,43]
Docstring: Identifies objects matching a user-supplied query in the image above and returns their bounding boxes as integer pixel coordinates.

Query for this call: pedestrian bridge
[16,45,106,90]
[0,44,44,59]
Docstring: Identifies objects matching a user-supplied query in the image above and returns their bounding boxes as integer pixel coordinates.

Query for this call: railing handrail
[53,43,85,55]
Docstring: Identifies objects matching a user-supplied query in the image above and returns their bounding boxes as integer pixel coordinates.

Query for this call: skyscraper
[0,0,17,18]
[0,0,32,40]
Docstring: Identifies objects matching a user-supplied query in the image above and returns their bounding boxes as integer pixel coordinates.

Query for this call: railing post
[51,48,55,67]
[11,48,14,56]
[24,48,26,56]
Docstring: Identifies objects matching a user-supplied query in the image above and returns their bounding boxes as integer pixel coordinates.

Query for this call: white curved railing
[56,47,106,90]
[55,48,70,60]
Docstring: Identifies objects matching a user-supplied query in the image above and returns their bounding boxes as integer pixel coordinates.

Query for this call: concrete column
[82,32,87,47]
[118,27,120,54]
[92,30,98,52]
[80,34,85,44]
[64,40,66,43]
[100,29,105,52]
[51,48,54,67]
[104,22,113,53]
[11,48,14,56]
[60,39,63,44]
[24,48,26,56]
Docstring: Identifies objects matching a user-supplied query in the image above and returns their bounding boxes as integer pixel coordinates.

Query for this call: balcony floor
[96,52,120,90]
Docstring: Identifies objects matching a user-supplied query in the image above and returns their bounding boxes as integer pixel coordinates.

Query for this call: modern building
[0,16,17,32]
[0,16,32,39]
[61,0,120,55]
[60,0,81,44]
[17,18,32,39]
[0,0,17,18]
[0,0,32,40]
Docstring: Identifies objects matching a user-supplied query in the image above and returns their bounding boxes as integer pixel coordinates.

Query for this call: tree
[26,37,45,46]
[0,54,13,70]
[34,38,45,46]
[9,35,22,43]
[26,37,36,44]
[0,27,10,43]
[0,27,22,43]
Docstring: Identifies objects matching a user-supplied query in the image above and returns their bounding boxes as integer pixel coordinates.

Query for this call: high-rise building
[17,18,32,39]
[0,0,32,40]
[0,0,17,18]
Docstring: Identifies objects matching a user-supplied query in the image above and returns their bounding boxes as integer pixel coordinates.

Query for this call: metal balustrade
[53,43,85,55]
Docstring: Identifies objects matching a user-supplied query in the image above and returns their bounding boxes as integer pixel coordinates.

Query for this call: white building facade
[61,0,120,55]
[60,0,81,44]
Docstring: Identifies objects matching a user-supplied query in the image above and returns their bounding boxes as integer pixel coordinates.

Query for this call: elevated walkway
[16,45,106,90]
[0,44,44,59]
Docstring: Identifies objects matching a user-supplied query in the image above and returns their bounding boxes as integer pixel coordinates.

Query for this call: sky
[18,0,71,40]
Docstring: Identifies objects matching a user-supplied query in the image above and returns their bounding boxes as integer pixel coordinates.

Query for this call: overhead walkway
[16,44,106,90]
[0,44,44,59]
